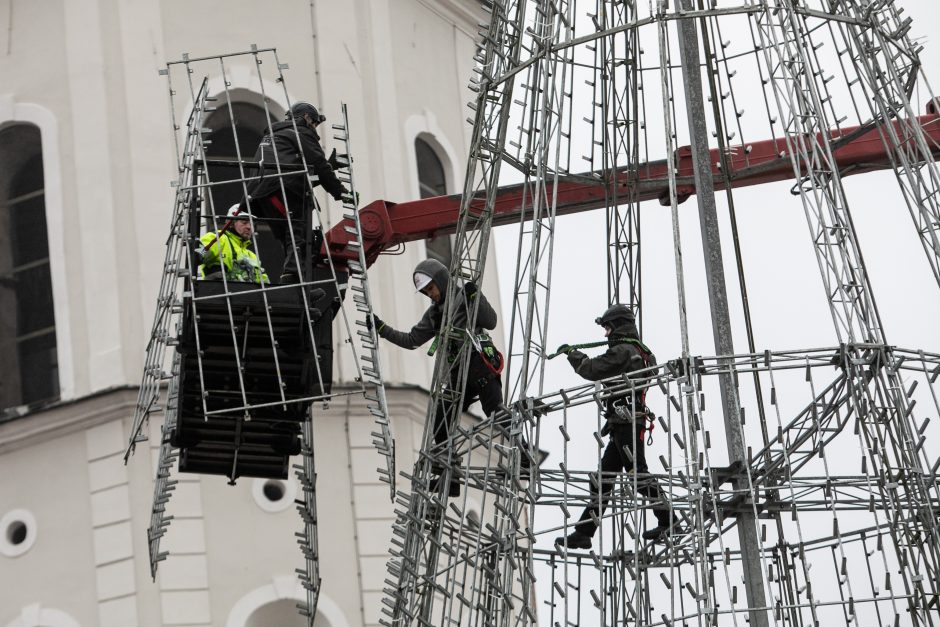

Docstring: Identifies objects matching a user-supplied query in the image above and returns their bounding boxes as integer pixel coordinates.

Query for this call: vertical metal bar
[674,3,770,625]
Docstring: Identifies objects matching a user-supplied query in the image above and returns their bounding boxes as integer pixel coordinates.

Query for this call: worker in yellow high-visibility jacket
[198,204,269,284]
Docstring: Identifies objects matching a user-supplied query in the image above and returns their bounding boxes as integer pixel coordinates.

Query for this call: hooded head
[413,258,449,303]
[595,304,639,340]
[287,101,326,127]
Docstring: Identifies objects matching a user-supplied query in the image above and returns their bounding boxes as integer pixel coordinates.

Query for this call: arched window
[204,101,275,214]
[227,580,348,627]
[4,603,80,627]
[203,99,282,270]
[0,123,58,411]
[415,137,452,265]
[415,137,447,198]
[244,599,317,627]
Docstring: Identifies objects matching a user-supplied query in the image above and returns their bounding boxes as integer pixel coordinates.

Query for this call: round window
[0,510,37,557]
[252,478,295,513]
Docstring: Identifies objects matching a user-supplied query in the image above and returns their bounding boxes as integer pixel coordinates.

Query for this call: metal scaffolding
[384,1,940,626]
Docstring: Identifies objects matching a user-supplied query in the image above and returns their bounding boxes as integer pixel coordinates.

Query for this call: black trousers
[432,352,503,449]
[248,192,309,277]
[575,422,672,537]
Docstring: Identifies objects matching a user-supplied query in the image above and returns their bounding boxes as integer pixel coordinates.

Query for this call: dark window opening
[262,480,286,502]
[7,520,27,545]
[203,101,282,274]
[0,123,59,412]
[415,137,452,265]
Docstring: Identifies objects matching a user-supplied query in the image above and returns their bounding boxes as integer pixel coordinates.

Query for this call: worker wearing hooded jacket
[372,259,504,492]
[198,205,269,284]
[245,101,348,282]
[555,304,677,550]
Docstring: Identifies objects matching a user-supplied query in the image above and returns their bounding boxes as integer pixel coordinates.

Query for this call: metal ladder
[331,103,396,499]
[125,79,210,577]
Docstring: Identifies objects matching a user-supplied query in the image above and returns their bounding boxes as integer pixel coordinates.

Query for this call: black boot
[518,444,547,473]
[642,518,680,541]
[429,474,461,497]
[491,406,541,473]
[554,531,592,550]
[519,449,532,473]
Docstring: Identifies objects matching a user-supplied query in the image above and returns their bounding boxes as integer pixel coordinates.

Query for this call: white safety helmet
[226,204,252,220]
[413,271,433,292]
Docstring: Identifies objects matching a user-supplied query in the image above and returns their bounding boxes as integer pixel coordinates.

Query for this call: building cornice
[0,387,138,454]
[0,384,468,454]
[416,0,486,38]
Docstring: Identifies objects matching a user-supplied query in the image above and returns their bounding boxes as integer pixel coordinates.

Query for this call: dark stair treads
[173,413,301,480]
[178,281,327,354]
[170,273,344,481]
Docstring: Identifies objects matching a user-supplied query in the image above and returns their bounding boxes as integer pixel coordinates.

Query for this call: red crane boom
[325,105,940,268]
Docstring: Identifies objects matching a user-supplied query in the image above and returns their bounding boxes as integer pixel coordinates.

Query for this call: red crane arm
[324,106,940,269]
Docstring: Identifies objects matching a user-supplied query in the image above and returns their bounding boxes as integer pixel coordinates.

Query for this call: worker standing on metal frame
[197,204,269,284]
[244,101,347,283]
[555,304,678,550]
[370,258,506,496]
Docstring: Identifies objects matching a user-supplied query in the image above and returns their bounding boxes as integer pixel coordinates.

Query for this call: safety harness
[558,335,657,443]
[427,331,505,376]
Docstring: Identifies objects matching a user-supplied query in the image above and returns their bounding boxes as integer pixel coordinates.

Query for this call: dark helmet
[288,101,326,125]
[595,304,635,328]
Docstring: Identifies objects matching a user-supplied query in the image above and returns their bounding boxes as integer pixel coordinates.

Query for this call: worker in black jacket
[245,101,347,282]
[555,304,678,550]
[372,258,505,495]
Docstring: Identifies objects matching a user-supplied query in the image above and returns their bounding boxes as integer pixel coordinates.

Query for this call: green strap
[427,330,491,357]
[548,336,652,360]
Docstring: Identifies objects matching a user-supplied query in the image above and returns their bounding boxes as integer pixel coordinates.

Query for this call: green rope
[547,336,652,360]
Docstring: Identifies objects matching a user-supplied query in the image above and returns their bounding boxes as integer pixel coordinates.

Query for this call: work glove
[367,314,385,334]
[463,281,479,300]
[328,148,349,170]
[335,188,359,206]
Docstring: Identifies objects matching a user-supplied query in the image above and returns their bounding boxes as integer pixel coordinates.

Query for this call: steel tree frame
[751,4,940,621]
[386,2,533,625]
[383,1,940,625]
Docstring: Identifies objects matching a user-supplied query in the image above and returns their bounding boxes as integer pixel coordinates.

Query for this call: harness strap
[639,412,655,445]
[269,194,288,217]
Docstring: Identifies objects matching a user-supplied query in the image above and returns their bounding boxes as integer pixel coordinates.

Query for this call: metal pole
[674,3,770,625]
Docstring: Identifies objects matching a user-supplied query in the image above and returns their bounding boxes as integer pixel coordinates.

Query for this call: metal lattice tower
[124,48,395,625]
[384,2,940,626]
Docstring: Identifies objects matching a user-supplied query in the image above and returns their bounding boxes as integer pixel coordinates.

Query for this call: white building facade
[0,1,500,625]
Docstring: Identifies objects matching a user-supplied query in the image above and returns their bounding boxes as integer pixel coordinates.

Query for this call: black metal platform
[171,274,342,481]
